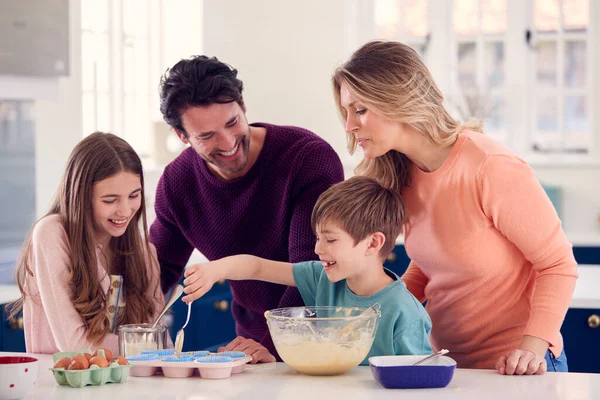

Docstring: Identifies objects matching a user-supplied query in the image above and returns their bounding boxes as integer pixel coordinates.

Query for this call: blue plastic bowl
[369,355,456,389]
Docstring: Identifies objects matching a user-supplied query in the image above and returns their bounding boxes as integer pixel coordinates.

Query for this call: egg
[53,357,71,369]
[82,352,93,362]
[93,348,114,362]
[67,354,90,370]
[89,355,109,368]
[116,355,129,365]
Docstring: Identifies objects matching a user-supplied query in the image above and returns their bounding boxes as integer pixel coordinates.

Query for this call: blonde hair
[332,40,482,192]
[311,176,405,259]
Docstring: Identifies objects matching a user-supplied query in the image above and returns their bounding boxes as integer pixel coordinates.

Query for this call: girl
[9,132,165,355]
[332,40,578,375]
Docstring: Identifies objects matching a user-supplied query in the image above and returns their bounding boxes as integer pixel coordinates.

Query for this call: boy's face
[314,220,373,283]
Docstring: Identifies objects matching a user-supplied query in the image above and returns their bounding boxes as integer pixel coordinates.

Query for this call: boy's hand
[182,263,220,303]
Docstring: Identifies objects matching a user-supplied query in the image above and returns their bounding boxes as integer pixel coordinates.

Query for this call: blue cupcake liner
[217,351,246,359]
[126,354,160,361]
[196,355,233,363]
[161,355,195,363]
[141,349,175,356]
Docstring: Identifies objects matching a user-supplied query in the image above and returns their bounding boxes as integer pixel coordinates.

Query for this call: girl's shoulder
[31,214,68,244]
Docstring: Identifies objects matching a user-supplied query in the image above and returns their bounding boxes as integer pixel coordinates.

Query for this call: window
[453,0,506,143]
[531,0,590,153]
[81,0,161,157]
[374,0,429,57]
[369,0,596,163]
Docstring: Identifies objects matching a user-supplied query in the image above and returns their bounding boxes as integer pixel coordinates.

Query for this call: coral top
[402,130,578,369]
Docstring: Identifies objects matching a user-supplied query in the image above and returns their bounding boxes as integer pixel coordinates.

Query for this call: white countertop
[0,284,20,305]
[3,352,599,400]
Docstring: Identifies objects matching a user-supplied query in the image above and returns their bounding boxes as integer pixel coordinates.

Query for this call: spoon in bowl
[413,349,450,366]
[337,303,381,339]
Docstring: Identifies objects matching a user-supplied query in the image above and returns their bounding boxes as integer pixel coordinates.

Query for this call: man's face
[177,101,251,180]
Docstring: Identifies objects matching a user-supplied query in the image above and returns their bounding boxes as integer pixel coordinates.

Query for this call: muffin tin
[127,350,252,379]
[49,350,132,388]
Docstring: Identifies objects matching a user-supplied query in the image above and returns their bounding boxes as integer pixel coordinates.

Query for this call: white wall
[1,0,598,240]
[33,0,83,217]
[202,0,356,158]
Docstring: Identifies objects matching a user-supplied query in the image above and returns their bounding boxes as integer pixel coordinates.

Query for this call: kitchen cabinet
[383,244,411,276]
[0,303,25,352]
[167,278,237,352]
[560,307,600,373]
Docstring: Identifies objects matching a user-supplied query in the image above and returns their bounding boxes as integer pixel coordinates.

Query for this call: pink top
[402,130,578,369]
[22,214,165,355]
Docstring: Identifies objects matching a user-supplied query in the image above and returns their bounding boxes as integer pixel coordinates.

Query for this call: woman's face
[91,171,142,246]
[339,82,409,159]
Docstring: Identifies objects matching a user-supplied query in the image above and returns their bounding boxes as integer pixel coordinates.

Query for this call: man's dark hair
[159,55,244,135]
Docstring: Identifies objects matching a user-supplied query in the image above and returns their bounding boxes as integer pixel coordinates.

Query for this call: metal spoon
[151,284,184,328]
[174,301,192,358]
[413,349,450,366]
[337,303,381,339]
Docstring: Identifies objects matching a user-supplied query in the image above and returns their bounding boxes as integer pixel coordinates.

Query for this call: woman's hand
[496,335,549,375]
[218,336,276,364]
[495,349,547,375]
[182,262,220,303]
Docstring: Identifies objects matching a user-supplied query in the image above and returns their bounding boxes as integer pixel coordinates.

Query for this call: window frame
[80,0,162,158]
[361,0,599,167]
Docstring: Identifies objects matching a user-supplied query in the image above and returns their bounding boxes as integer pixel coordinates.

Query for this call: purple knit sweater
[149,123,344,355]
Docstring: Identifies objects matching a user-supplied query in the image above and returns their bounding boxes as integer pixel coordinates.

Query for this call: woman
[9,132,165,354]
[332,40,577,375]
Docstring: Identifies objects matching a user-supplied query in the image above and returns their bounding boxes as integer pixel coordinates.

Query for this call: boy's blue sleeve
[393,318,433,356]
[292,261,322,307]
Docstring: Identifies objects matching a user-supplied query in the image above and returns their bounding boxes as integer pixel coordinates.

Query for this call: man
[150,55,344,363]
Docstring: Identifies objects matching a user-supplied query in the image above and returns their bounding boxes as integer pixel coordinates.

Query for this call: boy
[182,176,432,363]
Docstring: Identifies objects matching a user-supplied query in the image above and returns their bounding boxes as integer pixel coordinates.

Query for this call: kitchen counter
[0,284,20,305]
[3,352,599,400]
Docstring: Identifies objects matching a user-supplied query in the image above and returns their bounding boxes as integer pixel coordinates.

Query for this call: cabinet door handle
[588,314,600,328]
[214,300,229,312]
[386,252,397,262]
[9,317,23,330]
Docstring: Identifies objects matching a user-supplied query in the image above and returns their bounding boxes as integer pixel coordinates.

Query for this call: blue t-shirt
[292,261,433,365]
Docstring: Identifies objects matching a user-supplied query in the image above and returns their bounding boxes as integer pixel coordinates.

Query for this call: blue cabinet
[560,308,600,373]
[384,244,411,276]
[168,278,237,352]
[1,303,26,352]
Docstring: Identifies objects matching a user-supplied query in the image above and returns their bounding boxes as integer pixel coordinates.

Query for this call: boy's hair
[311,176,406,258]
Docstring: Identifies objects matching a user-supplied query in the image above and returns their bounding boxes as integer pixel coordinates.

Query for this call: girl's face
[92,171,142,246]
[339,82,410,159]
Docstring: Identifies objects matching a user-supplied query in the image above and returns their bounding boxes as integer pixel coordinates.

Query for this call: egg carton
[127,350,252,379]
[49,349,132,388]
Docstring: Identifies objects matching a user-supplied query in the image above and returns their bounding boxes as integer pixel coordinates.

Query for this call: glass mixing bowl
[265,306,380,376]
[117,323,168,357]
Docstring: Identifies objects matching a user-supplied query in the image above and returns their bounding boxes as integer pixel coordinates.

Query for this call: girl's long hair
[333,40,482,192]
[9,132,159,344]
